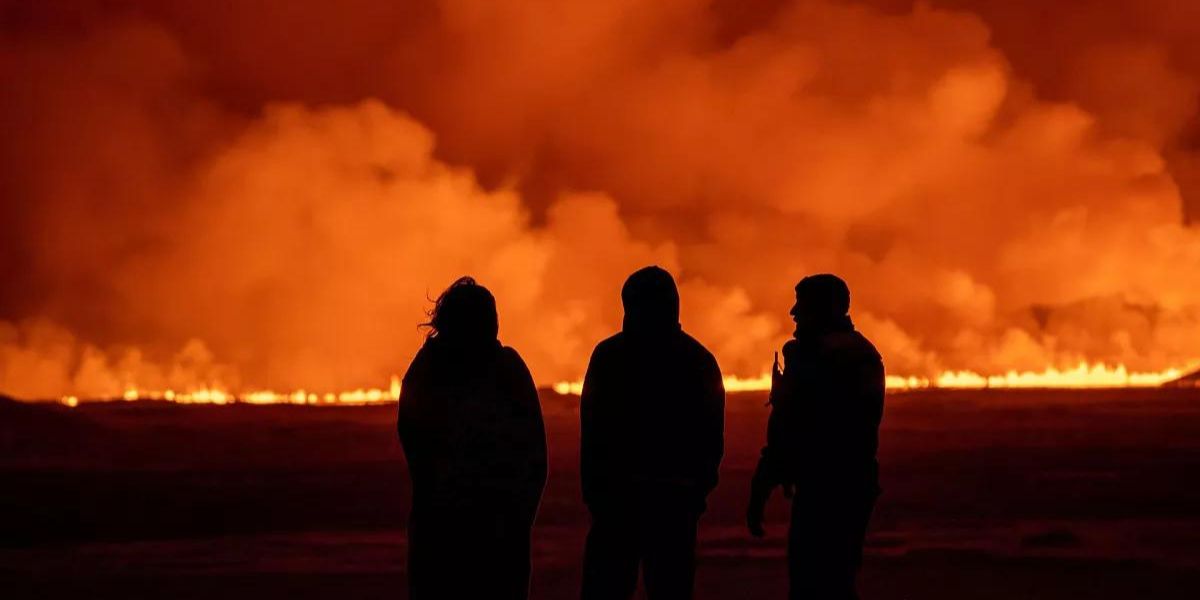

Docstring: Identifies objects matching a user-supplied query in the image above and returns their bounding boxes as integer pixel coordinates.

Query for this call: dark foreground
[3,388,1200,599]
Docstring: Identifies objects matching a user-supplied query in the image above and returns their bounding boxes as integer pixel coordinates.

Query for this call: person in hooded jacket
[397,276,547,600]
[579,266,725,600]
[746,274,885,600]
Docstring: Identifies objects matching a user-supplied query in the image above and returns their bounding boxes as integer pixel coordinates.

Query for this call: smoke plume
[2,0,1199,397]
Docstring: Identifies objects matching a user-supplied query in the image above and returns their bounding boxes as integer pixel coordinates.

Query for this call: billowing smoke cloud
[2,0,1199,397]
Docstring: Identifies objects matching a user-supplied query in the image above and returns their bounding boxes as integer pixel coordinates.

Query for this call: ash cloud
[2,0,1199,397]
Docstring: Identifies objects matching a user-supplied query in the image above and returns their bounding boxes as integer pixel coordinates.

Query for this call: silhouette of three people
[397,269,883,600]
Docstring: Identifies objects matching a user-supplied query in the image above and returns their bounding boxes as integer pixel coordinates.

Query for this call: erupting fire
[890,362,1198,390]
[60,376,404,407]
[553,362,1198,396]
[50,361,1200,407]
[5,2,1200,403]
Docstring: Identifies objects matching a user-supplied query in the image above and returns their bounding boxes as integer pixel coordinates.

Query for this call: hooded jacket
[579,268,725,509]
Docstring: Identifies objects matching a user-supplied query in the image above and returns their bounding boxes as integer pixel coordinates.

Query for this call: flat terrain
[3,388,1200,598]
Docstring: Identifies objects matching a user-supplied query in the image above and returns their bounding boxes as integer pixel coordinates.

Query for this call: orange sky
[2,0,1199,397]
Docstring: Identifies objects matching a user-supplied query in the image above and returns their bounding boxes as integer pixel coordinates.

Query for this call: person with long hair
[397,276,547,599]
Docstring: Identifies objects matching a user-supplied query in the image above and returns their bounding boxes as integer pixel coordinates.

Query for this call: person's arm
[699,352,725,496]
[748,341,800,536]
[853,354,886,465]
[865,356,885,428]
[505,348,548,519]
[579,346,604,508]
[765,340,805,463]
[747,412,781,537]
[397,348,430,484]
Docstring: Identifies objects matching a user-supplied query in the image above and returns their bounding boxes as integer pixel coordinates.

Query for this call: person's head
[621,266,680,331]
[423,276,499,343]
[790,274,851,333]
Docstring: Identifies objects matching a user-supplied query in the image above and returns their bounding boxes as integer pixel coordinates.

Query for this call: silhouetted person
[580,266,725,600]
[397,277,547,600]
[746,274,884,600]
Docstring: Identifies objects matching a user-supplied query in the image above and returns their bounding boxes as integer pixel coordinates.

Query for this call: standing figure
[746,274,885,600]
[397,277,547,600]
[580,266,725,600]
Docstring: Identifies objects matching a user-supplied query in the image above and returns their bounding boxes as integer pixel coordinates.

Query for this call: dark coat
[758,325,885,494]
[397,338,548,599]
[397,338,547,519]
[580,326,725,510]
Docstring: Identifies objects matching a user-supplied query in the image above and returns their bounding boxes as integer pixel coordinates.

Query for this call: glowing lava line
[60,376,403,407]
[55,362,1197,407]
[552,361,1197,395]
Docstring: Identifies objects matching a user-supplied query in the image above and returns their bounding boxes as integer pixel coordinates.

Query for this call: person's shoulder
[592,332,625,355]
[781,338,810,364]
[499,344,527,366]
[409,343,431,363]
[820,330,882,364]
[402,342,435,382]
[678,330,719,366]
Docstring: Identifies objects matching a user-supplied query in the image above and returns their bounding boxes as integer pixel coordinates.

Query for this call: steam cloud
[2,0,1199,397]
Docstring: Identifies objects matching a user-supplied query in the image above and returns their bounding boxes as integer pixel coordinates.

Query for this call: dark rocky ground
[3,388,1200,598]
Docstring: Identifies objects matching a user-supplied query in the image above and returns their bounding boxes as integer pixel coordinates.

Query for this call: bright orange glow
[552,381,584,396]
[53,361,1198,407]
[60,375,403,407]
[5,2,1200,405]
[895,362,1198,390]
[548,361,1199,396]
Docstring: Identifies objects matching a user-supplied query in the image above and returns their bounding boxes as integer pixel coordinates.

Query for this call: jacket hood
[621,266,681,333]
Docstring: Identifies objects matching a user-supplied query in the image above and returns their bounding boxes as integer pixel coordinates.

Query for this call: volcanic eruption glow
[54,361,1197,408]
[4,1,1200,402]
[60,375,405,407]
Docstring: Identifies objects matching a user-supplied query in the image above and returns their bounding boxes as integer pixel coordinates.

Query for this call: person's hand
[748,456,777,537]
[746,503,766,538]
[767,351,785,406]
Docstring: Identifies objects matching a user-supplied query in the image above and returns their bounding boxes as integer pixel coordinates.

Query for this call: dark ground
[2,388,1200,598]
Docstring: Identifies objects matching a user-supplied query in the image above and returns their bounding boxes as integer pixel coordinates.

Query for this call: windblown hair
[421,276,499,342]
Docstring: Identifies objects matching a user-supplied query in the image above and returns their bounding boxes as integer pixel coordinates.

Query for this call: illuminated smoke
[1,1,1199,398]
